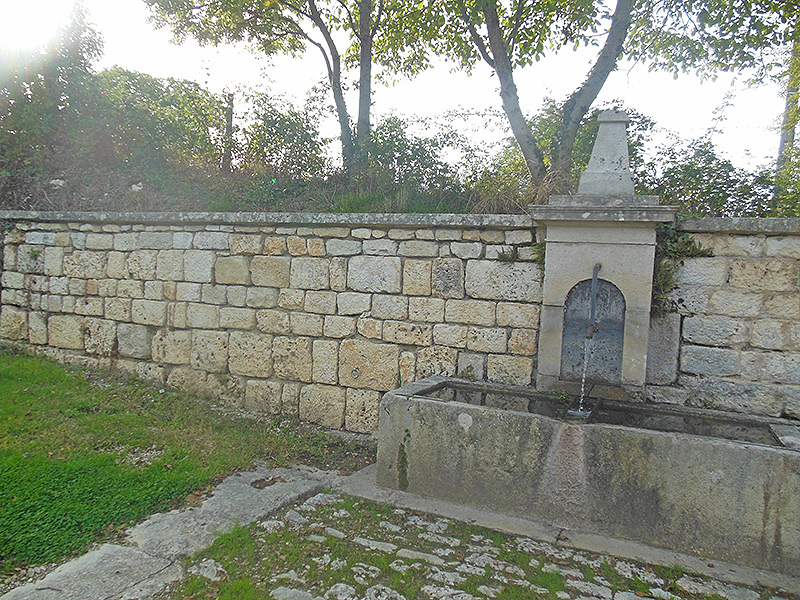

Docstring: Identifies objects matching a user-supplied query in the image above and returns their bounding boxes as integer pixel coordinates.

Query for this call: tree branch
[455,0,495,69]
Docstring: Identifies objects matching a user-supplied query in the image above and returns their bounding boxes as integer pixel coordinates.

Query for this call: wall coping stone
[0,211,533,229]
[677,217,800,234]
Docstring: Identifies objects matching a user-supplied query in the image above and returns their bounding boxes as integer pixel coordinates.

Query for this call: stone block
[403,260,432,295]
[278,289,305,310]
[505,230,533,245]
[166,367,208,395]
[264,236,287,255]
[74,297,105,316]
[173,231,194,249]
[287,236,308,256]
[143,280,164,300]
[363,239,397,255]
[184,250,215,283]
[487,354,533,385]
[156,250,184,281]
[352,228,371,239]
[313,339,339,384]
[728,259,797,292]
[750,319,793,350]
[383,321,432,346]
[246,287,279,309]
[251,256,291,287]
[508,328,537,355]
[105,298,132,321]
[256,309,291,335]
[457,351,485,380]
[281,382,300,417]
[194,231,229,250]
[305,290,337,314]
[314,226,350,238]
[765,236,800,258]
[138,232,173,249]
[676,258,728,286]
[25,231,57,245]
[339,339,399,391]
[244,379,282,414]
[290,257,330,290]
[399,240,438,257]
[327,239,361,256]
[220,307,256,330]
[445,299,495,326]
[0,307,28,340]
[431,258,464,298]
[496,302,540,328]
[1,271,24,289]
[467,327,507,353]
[215,256,249,285]
[83,318,116,356]
[63,251,107,279]
[176,282,202,302]
[308,238,326,257]
[117,280,144,299]
[202,284,227,305]
[330,257,348,291]
[230,234,262,255]
[372,294,407,320]
[48,315,84,349]
[677,375,789,417]
[646,312,681,385]
[435,229,462,241]
[680,345,756,378]
[127,250,157,280]
[131,300,168,326]
[348,256,401,293]
[113,232,137,251]
[388,228,414,240]
[229,331,274,377]
[399,351,416,385]
[273,336,313,382]
[480,230,505,243]
[28,312,47,344]
[357,316,382,339]
[345,388,381,433]
[682,315,748,346]
[117,323,151,358]
[337,292,371,315]
[43,246,65,276]
[290,312,323,336]
[465,260,542,302]
[323,315,356,338]
[227,286,247,306]
[191,330,229,373]
[85,233,113,250]
[300,384,346,429]
[408,297,444,322]
[432,323,467,348]
[761,352,800,385]
[152,330,192,364]
[416,346,457,378]
[764,294,800,320]
[16,245,44,274]
[707,290,762,318]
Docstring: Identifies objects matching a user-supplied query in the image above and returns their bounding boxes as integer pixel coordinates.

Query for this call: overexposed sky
[0,0,787,170]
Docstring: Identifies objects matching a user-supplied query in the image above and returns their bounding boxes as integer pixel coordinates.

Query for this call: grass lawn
[0,348,373,577]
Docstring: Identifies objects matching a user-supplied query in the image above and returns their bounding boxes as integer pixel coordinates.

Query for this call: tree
[144,0,423,175]
[421,0,797,198]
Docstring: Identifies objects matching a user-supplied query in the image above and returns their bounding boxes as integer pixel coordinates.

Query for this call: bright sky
[0,0,787,171]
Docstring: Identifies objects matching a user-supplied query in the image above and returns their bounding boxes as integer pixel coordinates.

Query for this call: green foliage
[0,349,372,571]
[640,139,774,217]
[651,225,713,315]
[773,146,800,215]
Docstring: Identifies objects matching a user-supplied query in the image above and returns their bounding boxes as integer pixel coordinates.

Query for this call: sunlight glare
[0,0,77,52]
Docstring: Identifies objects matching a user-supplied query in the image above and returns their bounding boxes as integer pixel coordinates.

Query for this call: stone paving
[163,488,799,600]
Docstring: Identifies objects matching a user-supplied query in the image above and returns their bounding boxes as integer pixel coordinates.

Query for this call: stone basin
[376,376,800,575]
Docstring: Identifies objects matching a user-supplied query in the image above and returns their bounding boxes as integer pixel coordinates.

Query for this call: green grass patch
[0,349,373,574]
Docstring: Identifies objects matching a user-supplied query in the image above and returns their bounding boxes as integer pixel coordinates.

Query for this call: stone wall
[0,212,541,433]
[2,211,799,427]
[652,217,800,419]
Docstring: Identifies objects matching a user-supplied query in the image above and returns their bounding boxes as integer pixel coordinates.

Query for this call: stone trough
[376,376,800,575]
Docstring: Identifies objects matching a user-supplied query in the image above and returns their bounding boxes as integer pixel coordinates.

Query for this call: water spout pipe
[587,263,602,339]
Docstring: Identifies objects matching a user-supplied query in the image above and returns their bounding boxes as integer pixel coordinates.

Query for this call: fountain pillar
[528,111,677,397]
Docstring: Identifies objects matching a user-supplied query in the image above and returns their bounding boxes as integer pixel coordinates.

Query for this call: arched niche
[560,278,625,386]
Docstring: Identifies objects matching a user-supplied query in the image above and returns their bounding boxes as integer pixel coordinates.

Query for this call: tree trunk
[481,1,547,188]
[221,92,234,173]
[776,26,799,179]
[308,0,356,173]
[550,0,633,194]
[354,0,373,171]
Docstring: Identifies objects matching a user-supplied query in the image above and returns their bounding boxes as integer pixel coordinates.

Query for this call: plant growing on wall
[651,224,712,316]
